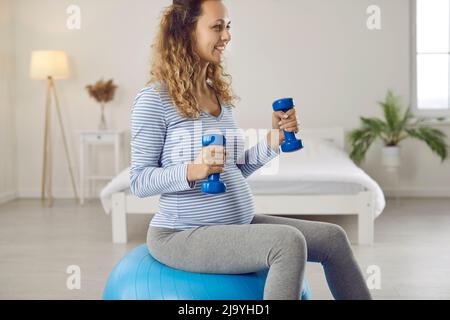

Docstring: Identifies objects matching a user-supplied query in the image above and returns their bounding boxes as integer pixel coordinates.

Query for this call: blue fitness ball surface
[103,244,312,300]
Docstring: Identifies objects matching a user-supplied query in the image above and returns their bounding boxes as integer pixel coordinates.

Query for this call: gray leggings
[147,214,372,300]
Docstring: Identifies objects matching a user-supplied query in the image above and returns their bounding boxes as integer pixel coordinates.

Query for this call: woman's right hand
[187,145,226,182]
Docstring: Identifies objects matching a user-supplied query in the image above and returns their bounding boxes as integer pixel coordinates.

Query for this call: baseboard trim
[0,191,18,205]
[383,188,450,197]
[18,188,95,199]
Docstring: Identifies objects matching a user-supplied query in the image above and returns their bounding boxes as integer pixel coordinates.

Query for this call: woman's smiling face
[192,0,231,65]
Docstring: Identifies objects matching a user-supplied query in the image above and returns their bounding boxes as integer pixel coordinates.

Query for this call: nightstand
[78,130,125,205]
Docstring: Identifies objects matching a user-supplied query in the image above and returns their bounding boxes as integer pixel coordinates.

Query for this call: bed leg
[112,192,127,244]
[357,191,375,246]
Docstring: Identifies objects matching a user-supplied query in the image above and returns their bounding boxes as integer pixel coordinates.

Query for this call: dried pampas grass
[86,79,118,104]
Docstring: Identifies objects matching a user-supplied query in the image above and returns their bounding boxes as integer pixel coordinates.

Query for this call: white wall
[7,0,450,199]
[13,0,164,198]
[0,0,18,204]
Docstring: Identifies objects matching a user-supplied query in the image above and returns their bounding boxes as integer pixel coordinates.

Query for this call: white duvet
[99,136,385,218]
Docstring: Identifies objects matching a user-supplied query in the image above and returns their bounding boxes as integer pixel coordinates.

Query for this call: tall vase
[381,146,400,172]
[98,102,107,130]
[382,145,401,205]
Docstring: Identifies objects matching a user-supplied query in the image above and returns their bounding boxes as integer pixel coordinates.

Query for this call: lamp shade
[30,51,70,79]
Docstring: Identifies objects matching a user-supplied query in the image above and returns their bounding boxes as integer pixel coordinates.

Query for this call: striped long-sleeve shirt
[130,82,280,230]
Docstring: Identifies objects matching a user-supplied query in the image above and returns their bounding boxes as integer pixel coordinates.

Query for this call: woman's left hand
[272,108,299,133]
[267,108,300,150]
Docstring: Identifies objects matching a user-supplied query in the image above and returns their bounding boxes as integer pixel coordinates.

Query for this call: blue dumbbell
[201,134,227,194]
[272,98,304,153]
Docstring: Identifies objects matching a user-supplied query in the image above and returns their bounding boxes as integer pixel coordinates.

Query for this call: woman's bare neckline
[197,85,222,118]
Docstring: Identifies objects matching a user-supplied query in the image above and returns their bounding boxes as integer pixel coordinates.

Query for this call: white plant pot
[381,146,400,172]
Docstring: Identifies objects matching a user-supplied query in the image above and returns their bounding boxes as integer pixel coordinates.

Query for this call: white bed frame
[111,127,376,245]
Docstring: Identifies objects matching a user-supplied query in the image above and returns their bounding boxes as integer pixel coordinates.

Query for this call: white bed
[100,127,385,245]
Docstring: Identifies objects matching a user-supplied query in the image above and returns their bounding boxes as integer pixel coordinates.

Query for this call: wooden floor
[0,197,449,300]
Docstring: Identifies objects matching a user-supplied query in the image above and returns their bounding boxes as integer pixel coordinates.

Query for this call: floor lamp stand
[41,76,80,207]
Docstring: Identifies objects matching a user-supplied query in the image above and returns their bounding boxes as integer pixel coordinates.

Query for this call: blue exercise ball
[103,244,312,300]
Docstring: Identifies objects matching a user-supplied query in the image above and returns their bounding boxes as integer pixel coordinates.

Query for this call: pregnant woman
[130,0,372,300]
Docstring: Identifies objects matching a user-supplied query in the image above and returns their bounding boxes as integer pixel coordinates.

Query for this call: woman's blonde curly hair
[147,0,240,118]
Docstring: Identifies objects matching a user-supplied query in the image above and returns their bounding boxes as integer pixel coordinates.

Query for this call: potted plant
[86,78,118,130]
[348,90,448,171]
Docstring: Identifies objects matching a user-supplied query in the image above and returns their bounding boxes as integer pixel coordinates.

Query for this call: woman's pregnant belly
[159,165,255,227]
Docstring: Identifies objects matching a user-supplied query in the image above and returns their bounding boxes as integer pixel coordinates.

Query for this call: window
[412,0,450,117]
